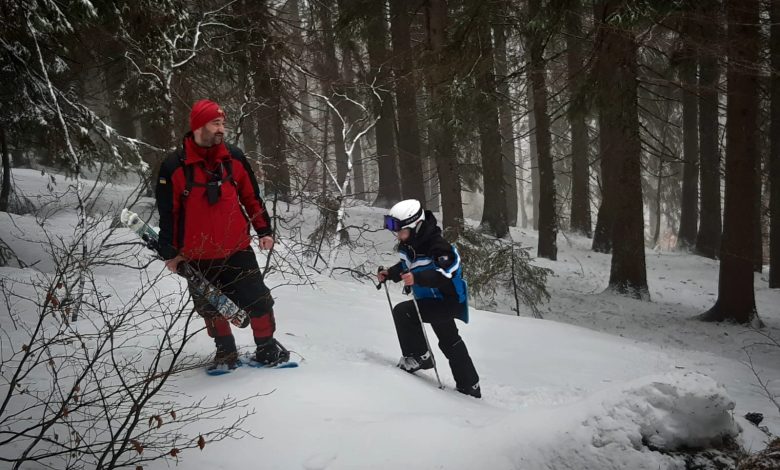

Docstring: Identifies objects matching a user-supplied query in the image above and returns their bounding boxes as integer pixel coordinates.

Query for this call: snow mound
[533,372,742,469]
[589,372,740,453]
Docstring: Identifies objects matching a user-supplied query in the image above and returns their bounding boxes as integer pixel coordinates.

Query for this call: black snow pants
[392,298,479,390]
[188,247,276,353]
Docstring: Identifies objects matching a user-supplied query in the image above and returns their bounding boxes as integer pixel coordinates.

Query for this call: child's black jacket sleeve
[386,262,404,282]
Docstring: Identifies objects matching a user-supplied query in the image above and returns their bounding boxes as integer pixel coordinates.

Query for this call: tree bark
[251,3,290,199]
[423,122,440,209]
[595,0,648,298]
[591,23,612,255]
[591,151,614,253]
[566,0,591,237]
[754,159,764,273]
[476,7,508,238]
[237,46,261,178]
[233,4,261,175]
[529,0,557,260]
[701,0,759,323]
[288,0,318,193]
[518,120,529,228]
[0,127,10,212]
[493,2,518,227]
[772,0,780,287]
[695,0,722,259]
[340,47,367,199]
[654,158,664,247]
[103,58,136,139]
[677,8,700,250]
[390,0,426,203]
[424,0,463,235]
[316,0,348,192]
[139,104,173,197]
[527,83,540,231]
[365,0,401,208]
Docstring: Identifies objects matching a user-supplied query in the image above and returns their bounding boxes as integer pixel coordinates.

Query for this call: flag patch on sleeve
[159,177,167,184]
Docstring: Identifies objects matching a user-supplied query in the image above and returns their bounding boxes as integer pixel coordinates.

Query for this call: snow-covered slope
[163,276,744,470]
[1,168,778,469]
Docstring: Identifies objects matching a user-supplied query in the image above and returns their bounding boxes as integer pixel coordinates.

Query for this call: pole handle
[402,268,412,295]
[376,266,385,290]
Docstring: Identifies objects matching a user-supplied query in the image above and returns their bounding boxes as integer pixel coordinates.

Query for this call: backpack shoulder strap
[183,163,195,197]
[175,145,196,199]
[224,146,241,187]
[222,159,236,186]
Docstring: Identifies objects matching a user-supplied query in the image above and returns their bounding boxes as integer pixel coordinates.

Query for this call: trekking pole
[398,269,444,390]
[377,266,394,311]
[378,267,444,388]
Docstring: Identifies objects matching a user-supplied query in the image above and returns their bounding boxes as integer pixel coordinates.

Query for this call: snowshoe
[253,338,291,367]
[206,351,241,376]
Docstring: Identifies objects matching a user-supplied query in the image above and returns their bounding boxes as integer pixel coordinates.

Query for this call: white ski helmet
[385,199,425,232]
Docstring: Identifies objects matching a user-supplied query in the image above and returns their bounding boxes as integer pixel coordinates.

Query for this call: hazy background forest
[4,1,780,469]
[1,1,779,320]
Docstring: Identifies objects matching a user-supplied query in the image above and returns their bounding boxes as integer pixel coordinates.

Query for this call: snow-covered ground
[2,168,779,469]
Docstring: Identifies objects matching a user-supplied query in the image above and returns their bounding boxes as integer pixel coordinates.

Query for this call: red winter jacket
[155,135,272,260]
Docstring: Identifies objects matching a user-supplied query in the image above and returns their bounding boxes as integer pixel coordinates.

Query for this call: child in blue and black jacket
[378,199,481,398]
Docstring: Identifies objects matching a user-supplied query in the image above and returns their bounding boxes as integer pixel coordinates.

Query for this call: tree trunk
[595,0,648,298]
[423,117,441,211]
[493,2,518,227]
[103,59,136,139]
[755,160,763,272]
[423,123,437,209]
[425,0,463,235]
[316,0,348,193]
[475,8,508,238]
[591,45,612,254]
[172,75,194,139]
[772,0,780,287]
[527,83,540,231]
[341,47,367,199]
[518,120,529,228]
[0,127,10,212]
[139,103,173,197]
[695,0,722,259]
[592,153,614,253]
[237,44,261,178]
[390,0,426,203]
[250,4,290,199]
[253,59,289,199]
[701,0,759,323]
[529,0,557,260]
[677,9,700,250]
[566,0,591,237]
[288,0,318,193]
[366,0,401,208]
[654,158,664,247]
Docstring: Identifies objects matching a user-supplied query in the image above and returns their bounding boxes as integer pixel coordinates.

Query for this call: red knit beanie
[190,99,225,132]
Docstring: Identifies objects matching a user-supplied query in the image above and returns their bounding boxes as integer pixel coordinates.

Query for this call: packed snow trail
[147,276,750,470]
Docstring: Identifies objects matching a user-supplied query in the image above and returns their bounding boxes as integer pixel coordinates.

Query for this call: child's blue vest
[399,245,470,323]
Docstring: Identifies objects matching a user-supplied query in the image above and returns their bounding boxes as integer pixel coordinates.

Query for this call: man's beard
[202,132,224,147]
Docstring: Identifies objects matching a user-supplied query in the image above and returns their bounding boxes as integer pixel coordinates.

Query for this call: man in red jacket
[155,99,289,371]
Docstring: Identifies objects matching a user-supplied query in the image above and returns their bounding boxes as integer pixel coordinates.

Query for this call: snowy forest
[1,0,780,469]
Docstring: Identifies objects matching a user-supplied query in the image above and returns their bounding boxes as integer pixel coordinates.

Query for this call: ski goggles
[383,208,423,232]
[383,215,404,232]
